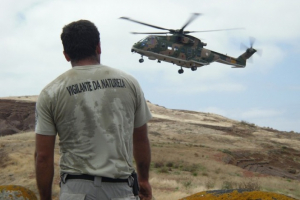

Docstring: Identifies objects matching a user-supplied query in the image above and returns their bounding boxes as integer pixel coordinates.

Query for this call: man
[35,19,152,200]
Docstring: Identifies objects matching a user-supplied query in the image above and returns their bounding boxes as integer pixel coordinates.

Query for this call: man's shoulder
[39,69,72,97]
[101,65,130,76]
[101,65,139,83]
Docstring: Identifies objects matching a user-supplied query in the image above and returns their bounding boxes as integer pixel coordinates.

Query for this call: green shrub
[158,166,169,173]
[154,161,164,168]
[166,161,174,168]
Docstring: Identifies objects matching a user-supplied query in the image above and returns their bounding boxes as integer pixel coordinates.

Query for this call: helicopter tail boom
[232,48,256,68]
[210,50,245,68]
[237,48,257,60]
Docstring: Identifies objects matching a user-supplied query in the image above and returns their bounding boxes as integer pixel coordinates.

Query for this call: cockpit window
[148,36,157,45]
[140,38,148,42]
[139,36,157,44]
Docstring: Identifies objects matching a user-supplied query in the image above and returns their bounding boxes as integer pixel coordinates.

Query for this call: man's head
[61,20,100,64]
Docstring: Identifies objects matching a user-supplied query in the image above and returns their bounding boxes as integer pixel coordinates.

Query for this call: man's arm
[133,123,152,200]
[35,134,56,200]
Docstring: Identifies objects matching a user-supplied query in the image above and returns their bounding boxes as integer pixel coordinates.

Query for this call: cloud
[288,86,300,91]
[0,0,300,133]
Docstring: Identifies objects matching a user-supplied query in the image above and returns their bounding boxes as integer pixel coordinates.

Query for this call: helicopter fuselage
[131,35,250,73]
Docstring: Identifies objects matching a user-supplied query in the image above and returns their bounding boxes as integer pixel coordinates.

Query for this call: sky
[1,0,300,132]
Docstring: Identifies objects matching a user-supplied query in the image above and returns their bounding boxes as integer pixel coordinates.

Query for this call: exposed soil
[1,97,300,197]
[0,99,35,136]
[223,148,300,180]
[147,103,300,183]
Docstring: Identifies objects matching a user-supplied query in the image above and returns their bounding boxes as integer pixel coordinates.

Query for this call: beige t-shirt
[35,65,152,178]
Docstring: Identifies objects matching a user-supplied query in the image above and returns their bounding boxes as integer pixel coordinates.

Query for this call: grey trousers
[60,176,139,200]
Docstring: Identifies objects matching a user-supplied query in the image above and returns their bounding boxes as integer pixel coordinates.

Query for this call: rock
[0,185,37,200]
[179,189,298,200]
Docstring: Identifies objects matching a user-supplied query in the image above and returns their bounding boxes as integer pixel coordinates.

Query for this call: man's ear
[96,42,101,55]
[63,51,71,62]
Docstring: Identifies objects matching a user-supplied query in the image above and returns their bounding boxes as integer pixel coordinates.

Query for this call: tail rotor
[240,37,262,61]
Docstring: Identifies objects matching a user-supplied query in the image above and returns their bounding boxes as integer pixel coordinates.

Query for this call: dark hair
[61,20,100,62]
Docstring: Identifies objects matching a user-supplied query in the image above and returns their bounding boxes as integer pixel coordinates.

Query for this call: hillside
[0,96,300,199]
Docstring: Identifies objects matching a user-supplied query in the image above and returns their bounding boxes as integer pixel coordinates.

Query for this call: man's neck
[71,56,100,67]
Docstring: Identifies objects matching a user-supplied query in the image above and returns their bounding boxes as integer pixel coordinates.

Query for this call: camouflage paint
[131,34,256,71]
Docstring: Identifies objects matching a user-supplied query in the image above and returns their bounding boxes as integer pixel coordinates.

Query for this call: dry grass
[0,132,61,199]
[1,100,300,199]
[148,140,300,199]
[0,129,300,200]
[0,148,8,167]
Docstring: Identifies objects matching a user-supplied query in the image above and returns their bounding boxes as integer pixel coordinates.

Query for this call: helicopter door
[196,48,201,57]
[172,46,180,57]
[186,47,194,60]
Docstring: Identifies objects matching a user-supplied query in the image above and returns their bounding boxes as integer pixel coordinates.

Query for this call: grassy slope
[0,98,300,199]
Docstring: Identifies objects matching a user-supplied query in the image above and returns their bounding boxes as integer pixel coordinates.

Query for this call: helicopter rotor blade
[247,47,263,63]
[240,37,262,63]
[184,27,244,34]
[180,13,201,33]
[249,36,256,48]
[241,37,257,50]
[256,48,263,56]
[120,17,170,31]
[248,37,263,56]
[240,43,248,51]
[131,32,170,35]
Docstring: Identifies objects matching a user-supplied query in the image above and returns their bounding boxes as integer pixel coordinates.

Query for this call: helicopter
[120,13,259,74]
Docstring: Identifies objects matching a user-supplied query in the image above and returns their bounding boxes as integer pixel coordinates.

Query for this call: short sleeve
[35,91,57,136]
[134,83,152,128]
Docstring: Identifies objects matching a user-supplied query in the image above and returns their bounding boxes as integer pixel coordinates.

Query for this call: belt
[66,174,128,183]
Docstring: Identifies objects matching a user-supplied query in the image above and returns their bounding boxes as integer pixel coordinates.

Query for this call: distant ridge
[0,97,36,136]
[0,96,300,199]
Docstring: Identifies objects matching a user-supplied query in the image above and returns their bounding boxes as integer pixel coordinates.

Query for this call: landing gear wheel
[178,69,184,74]
[139,58,144,63]
[191,66,197,71]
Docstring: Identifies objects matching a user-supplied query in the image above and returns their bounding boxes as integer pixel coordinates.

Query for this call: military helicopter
[120,13,259,74]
